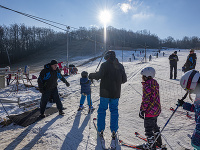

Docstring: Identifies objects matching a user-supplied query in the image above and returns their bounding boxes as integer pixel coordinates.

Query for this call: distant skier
[89,50,127,148]
[179,70,200,150]
[78,71,94,111]
[37,59,70,118]
[182,49,197,73]
[169,51,179,79]
[139,67,163,149]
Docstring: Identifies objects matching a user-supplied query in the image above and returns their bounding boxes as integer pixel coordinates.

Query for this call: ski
[170,107,192,119]
[135,132,167,149]
[119,139,143,149]
[93,118,109,150]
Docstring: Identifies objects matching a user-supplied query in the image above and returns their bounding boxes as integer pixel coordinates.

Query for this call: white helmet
[180,69,200,91]
[141,67,155,78]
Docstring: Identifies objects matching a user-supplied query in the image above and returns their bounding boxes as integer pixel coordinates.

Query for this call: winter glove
[139,110,145,119]
[89,73,95,79]
[65,81,70,87]
[177,99,185,106]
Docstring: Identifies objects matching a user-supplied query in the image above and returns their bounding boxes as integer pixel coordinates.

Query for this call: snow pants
[80,94,92,106]
[144,116,160,137]
[40,87,63,115]
[97,97,119,133]
[170,64,177,79]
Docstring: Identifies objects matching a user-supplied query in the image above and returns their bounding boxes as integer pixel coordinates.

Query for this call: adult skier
[179,70,200,150]
[182,49,197,73]
[89,50,127,148]
[38,59,70,118]
[169,51,179,79]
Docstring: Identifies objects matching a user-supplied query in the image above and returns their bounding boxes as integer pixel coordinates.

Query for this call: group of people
[169,49,197,79]
[37,50,199,150]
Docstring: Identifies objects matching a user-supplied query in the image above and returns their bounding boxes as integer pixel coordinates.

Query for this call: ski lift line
[155,77,180,85]
[0,5,165,50]
[0,5,167,49]
[0,4,75,31]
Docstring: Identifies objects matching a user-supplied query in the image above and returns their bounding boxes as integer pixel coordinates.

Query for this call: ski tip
[93,118,97,120]
[135,132,139,135]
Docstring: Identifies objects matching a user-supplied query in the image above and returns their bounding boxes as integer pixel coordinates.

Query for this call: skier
[37,59,70,118]
[182,49,197,73]
[168,51,179,79]
[89,50,127,148]
[78,71,94,111]
[179,69,200,150]
[139,67,163,150]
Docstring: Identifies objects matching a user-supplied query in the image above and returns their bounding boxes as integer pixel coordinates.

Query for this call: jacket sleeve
[140,84,151,111]
[182,102,195,112]
[121,65,127,84]
[37,69,46,90]
[57,68,67,83]
[89,63,105,80]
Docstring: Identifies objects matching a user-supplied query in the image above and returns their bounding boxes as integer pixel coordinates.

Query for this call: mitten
[139,110,145,119]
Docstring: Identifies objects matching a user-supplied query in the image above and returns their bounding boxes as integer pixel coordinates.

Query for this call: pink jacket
[140,79,161,117]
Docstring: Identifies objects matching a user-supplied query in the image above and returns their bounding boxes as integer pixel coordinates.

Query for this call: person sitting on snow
[179,70,200,150]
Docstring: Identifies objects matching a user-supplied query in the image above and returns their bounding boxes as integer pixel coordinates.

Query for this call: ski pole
[89,89,92,129]
[150,91,188,149]
[95,50,108,72]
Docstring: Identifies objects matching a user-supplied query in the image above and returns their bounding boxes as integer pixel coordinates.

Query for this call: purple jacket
[140,79,161,117]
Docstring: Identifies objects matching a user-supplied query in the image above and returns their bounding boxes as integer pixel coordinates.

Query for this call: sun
[99,10,112,25]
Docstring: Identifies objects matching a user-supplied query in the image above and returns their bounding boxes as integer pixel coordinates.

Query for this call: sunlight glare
[99,10,112,25]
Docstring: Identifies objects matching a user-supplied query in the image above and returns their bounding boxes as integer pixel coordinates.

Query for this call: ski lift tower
[66,26,70,68]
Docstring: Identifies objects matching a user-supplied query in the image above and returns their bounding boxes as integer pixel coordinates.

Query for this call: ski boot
[110,131,117,149]
[59,110,65,115]
[88,105,95,113]
[78,105,84,111]
[154,132,162,147]
[147,136,156,150]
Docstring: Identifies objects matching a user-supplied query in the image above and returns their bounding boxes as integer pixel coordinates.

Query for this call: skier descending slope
[138,67,163,150]
[179,70,200,150]
[89,50,127,149]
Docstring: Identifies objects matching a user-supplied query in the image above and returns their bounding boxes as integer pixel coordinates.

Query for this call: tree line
[1,24,200,65]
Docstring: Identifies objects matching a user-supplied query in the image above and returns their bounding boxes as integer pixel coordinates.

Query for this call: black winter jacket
[184,53,197,72]
[169,54,179,66]
[38,63,67,92]
[89,59,127,98]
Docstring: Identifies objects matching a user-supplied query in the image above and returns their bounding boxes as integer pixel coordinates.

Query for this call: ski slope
[0,48,199,150]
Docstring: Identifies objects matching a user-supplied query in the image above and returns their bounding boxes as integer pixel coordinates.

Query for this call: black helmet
[104,50,116,61]
[81,71,88,78]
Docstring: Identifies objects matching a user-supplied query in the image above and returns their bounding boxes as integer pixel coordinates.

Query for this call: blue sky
[0,0,200,40]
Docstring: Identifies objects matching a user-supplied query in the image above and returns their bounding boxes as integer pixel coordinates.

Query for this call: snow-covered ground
[0,48,199,150]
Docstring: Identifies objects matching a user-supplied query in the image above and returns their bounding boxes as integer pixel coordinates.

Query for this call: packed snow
[0,48,199,150]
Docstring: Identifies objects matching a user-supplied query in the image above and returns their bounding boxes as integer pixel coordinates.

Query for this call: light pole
[66,26,70,68]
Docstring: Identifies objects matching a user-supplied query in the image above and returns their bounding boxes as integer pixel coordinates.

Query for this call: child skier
[179,70,200,150]
[78,71,94,111]
[139,67,163,150]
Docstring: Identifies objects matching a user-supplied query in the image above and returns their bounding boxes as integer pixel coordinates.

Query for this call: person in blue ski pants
[89,50,127,139]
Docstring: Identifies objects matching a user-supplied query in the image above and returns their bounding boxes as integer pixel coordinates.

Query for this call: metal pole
[145,43,146,62]
[66,26,70,68]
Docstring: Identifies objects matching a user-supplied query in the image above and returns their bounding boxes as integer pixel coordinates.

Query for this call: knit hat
[174,51,177,54]
[50,59,58,65]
